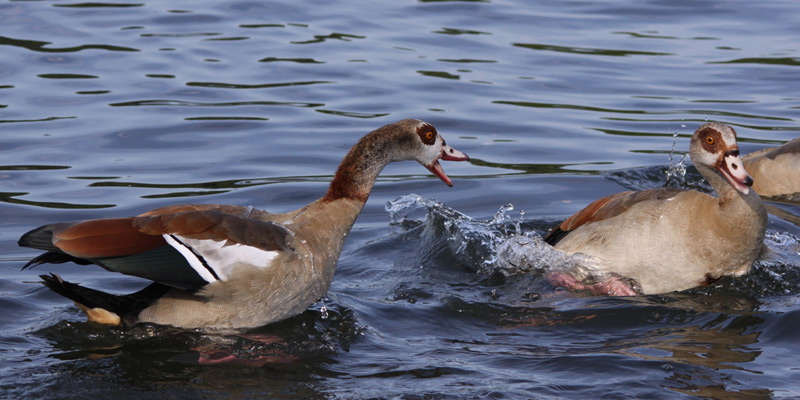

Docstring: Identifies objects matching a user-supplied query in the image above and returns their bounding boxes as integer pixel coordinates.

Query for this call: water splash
[386,194,800,298]
[386,194,602,280]
[387,194,511,269]
[493,235,592,274]
[764,230,800,251]
[664,130,688,188]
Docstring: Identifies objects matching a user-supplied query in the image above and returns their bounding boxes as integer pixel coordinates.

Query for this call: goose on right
[743,137,800,198]
[544,122,768,296]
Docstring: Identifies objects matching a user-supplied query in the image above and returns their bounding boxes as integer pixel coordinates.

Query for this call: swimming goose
[19,119,469,329]
[742,137,800,198]
[544,122,767,295]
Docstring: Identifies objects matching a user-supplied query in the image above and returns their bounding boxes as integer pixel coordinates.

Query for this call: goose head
[406,120,469,186]
[690,122,753,194]
[324,119,470,203]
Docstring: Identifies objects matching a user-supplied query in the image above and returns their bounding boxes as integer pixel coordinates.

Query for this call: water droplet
[491,203,513,225]
[515,209,525,234]
[665,130,687,187]
[523,292,540,302]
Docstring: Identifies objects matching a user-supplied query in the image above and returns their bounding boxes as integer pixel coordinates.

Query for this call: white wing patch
[163,234,279,283]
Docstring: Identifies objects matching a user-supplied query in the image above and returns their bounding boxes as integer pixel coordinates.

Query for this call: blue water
[2,0,800,398]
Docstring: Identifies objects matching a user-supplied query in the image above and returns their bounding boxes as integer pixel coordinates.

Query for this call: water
[2,0,800,398]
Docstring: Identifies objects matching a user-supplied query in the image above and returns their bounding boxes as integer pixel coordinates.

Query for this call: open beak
[427,145,469,187]
[441,144,469,162]
[718,149,753,194]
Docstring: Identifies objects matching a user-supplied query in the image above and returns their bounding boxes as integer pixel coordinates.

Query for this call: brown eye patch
[416,124,438,145]
[696,127,723,153]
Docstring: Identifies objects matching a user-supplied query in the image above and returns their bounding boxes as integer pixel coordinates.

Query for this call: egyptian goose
[19,119,469,330]
[742,137,800,198]
[544,122,767,295]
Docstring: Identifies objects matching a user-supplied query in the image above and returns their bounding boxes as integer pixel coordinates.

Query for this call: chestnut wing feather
[19,206,294,290]
[21,218,167,259]
[133,209,294,253]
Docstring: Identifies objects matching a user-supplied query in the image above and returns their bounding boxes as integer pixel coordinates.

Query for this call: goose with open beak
[19,119,469,330]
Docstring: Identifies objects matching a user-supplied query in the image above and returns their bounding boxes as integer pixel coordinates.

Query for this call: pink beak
[427,144,469,187]
[718,149,753,194]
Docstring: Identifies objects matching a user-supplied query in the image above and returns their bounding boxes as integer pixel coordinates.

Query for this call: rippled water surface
[2,0,800,398]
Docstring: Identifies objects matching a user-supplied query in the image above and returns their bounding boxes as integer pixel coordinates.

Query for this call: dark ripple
[38,73,98,79]
[186,80,333,89]
[0,36,138,53]
[513,42,673,57]
[259,57,324,64]
[494,100,795,121]
[183,116,269,121]
[0,165,70,171]
[140,32,222,38]
[290,33,365,45]
[53,3,145,8]
[712,57,800,67]
[315,110,388,118]
[0,116,76,124]
[0,192,115,209]
[108,99,323,107]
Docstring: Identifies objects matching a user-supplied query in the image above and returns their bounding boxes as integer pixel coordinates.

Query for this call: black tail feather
[18,224,60,251]
[39,273,170,322]
[22,251,92,270]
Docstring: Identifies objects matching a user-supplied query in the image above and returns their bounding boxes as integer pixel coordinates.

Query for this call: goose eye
[417,126,437,145]
[706,137,715,145]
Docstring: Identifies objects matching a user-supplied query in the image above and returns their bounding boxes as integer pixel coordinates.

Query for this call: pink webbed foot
[192,333,299,366]
[547,271,638,296]
[591,275,639,296]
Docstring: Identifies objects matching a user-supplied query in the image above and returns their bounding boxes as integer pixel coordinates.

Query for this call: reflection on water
[630,316,769,398]
[36,298,361,366]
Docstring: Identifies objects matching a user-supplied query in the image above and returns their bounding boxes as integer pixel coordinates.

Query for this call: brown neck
[321,131,400,203]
